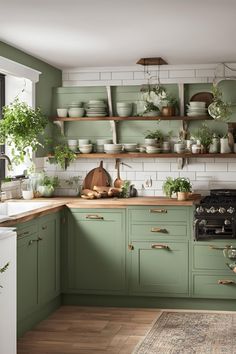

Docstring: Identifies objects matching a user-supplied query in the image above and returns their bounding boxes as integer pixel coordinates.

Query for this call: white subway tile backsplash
[112,72,133,80]
[68,72,100,81]
[205,163,227,171]
[100,72,112,80]
[187,163,205,172]
[169,70,195,78]
[144,162,170,172]
[135,171,157,180]
[179,171,196,180]
[196,69,215,77]
[157,172,179,180]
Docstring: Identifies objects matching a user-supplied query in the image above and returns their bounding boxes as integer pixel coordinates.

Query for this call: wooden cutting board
[82,161,111,190]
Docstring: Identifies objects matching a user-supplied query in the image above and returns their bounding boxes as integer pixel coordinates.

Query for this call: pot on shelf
[177,192,189,201]
[161,106,175,117]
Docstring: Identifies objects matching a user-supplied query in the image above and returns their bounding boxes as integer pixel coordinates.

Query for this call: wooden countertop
[0,196,200,226]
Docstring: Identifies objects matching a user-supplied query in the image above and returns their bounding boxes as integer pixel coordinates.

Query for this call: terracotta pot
[177,192,188,201]
[161,106,175,117]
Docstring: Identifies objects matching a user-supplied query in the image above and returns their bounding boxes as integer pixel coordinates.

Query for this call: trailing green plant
[143,101,160,114]
[0,262,9,289]
[193,123,214,152]
[41,175,59,188]
[144,129,164,142]
[162,177,192,197]
[121,180,131,198]
[208,84,231,121]
[53,144,76,170]
[0,98,48,165]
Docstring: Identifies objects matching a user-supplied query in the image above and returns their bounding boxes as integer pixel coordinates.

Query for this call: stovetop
[196,189,236,216]
[200,189,236,205]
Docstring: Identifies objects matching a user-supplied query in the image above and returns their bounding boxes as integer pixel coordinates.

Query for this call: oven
[194,189,236,241]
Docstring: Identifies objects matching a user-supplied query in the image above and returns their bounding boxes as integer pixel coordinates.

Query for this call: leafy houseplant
[161,95,178,117]
[53,144,76,170]
[0,98,48,165]
[163,177,192,201]
[144,129,164,145]
[193,123,214,153]
[142,102,160,117]
[37,175,59,197]
[208,84,231,121]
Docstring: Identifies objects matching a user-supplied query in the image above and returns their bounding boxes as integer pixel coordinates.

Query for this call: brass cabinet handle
[42,225,47,230]
[209,245,232,250]
[149,209,167,214]
[151,227,168,233]
[86,214,104,220]
[218,279,235,285]
[38,237,43,241]
[151,244,170,250]
[18,231,30,238]
[28,239,38,246]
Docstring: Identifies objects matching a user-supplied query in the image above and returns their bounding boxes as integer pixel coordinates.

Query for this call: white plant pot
[220,138,231,153]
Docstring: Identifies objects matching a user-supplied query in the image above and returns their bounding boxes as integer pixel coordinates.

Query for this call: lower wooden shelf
[73,153,236,159]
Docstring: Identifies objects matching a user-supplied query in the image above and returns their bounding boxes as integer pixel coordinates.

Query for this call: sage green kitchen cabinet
[17,212,60,335]
[191,241,236,299]
[66,209,126,294]
[129,241,189,296]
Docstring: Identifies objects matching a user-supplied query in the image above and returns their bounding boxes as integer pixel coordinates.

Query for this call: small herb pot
[37,185,54,197]
[144,138,157,146]
[177,192,188,201]
[161,106,175,117]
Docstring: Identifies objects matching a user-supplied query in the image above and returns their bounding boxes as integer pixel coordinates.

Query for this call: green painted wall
[0,40,62,156]
[0,41,62,114]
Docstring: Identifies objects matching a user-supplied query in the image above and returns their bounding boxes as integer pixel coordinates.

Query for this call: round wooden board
[190,92,213,107]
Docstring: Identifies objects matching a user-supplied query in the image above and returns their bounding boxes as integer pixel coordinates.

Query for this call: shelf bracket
[106,85,117,144]
[53,120,64,135]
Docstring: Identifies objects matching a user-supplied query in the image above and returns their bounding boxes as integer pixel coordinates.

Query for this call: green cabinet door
[129,241,189,296]
[17,232,38,322]
[38,213,60,305]
[67,209,126,294]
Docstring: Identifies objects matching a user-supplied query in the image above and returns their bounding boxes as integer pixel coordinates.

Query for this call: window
[0,74,5,179]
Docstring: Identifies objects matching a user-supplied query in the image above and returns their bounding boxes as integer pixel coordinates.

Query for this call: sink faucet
[0,153,12,202]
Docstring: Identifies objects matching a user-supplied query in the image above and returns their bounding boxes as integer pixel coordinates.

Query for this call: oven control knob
[227,207,235,214]
[196,206,204,214]
[199,219,207,225]
[224,219,231,225]
[219,207,226,214]
[206,206,217,213]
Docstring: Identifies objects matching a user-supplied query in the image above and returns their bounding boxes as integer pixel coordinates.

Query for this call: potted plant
[162,177,192,200]
[37,175,59,197]
[144,129,164,146]
[52,144,77,170]
[220,133,231,153]
[174,177,192,201]
[161,95,178,117]
[193,123,214,153]
[142,102,160,117]
[0,98,48,165]
[208,84,231,121]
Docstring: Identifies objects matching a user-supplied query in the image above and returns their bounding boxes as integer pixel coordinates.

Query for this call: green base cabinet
[129,241,189,296]
[17,212,61,336]
[191,241,236,299]
[65,209,126,294]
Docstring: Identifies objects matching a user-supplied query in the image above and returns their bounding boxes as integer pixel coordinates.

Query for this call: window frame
[0,74,5,179]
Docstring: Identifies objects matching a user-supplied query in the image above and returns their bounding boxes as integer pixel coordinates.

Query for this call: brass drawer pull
[28,239,38,245]
[42,225,47,230]
[218,279,235,285]
[209,245,231,251]
[38,237,43,241]
[18,231,30,238]
[151,227,168,233]
[151,244,170,250]
[86,215,104,220]
[150,209,167,214]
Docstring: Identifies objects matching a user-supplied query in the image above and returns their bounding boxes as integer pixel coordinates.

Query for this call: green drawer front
[193,243,236,271]
[193,274,236,299]
[71,211,121,223]
[130,207,188,223]
[130,223,187,240]
[16,222,38,239]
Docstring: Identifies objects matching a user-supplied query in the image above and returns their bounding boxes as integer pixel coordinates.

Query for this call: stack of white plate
[86,100,107,117]
[104,144,123,154]
[187,101,207,117]
[68,102,83,108]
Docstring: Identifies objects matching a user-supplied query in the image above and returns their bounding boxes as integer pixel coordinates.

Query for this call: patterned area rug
[133,311,236,354]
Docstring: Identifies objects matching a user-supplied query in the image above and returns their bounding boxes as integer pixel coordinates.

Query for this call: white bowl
[78,139,90,146]
[79,145,93,153]
[22,190,34,200]
[123,143,137,152]
[96,139,112,145]
[189,101,206,108]
[57,108,68,118]
[117,102,132,107]
[68,108,85,118]
[104,144,123,151]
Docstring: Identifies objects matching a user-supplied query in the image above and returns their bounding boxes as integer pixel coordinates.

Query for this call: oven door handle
[209,245,232,250]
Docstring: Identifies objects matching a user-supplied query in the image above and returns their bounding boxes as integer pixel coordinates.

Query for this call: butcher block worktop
[0,196,200,226]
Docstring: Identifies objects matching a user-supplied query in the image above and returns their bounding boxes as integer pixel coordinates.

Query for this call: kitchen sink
[0,201,53,222]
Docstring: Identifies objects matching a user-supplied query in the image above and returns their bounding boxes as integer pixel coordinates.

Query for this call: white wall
[40,63,236,197]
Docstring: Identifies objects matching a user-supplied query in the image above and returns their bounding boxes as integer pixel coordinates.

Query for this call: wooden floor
[17,306,161,354]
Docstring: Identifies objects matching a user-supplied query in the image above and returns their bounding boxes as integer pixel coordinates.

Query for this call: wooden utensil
[114,159,124,188]
[83,161,111,190]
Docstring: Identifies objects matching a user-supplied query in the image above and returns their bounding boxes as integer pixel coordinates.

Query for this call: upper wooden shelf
[52,115,212,122]
[72,152,236,159]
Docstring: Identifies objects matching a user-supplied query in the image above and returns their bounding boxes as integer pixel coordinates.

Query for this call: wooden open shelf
[69,153,236,159]
[52,115,212,122]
